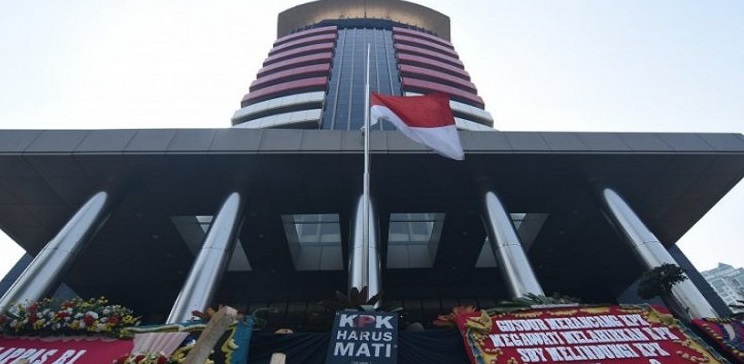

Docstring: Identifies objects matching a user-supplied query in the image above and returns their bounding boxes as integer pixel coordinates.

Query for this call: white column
[600,187,718,318]
[482,190,544,298]
[167,191,244,323]
[0,191,113,312]
[348,193,381,303]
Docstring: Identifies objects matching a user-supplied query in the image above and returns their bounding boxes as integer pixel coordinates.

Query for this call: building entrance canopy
[0,129,742,322]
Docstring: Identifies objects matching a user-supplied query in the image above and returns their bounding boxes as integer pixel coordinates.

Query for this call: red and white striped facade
[232,1,493,131]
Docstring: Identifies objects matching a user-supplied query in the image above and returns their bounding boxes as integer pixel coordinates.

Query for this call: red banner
[0,335,133,364]
[691,317,744,363]
[455,305,728,364]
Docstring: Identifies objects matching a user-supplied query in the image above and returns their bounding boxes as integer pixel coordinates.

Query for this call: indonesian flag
[370,92,464,160]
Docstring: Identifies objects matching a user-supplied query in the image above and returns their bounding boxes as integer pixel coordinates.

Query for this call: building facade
[231,1,493,132]
[702,263,744,312]
[1,0,743,334]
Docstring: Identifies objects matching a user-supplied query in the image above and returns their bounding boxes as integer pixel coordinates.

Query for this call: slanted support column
[167,191,245,323]
[0,190,114,312]
[482,190,544,298]
[599,187,718,318]
[348,193,381,303]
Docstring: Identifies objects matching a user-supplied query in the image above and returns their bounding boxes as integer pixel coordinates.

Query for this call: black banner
[325,311,398,364]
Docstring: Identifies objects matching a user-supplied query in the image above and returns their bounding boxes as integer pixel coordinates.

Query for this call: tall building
[0,0,743,337]
[230,0,493,132]
[702,263,744,312]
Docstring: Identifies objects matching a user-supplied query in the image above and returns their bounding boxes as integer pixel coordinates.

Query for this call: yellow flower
[33,319,46,330]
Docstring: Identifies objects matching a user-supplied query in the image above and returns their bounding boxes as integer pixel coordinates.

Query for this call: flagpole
[362,43,371,294]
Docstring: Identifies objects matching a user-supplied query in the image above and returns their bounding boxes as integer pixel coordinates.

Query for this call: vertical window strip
[372,30,384,130]
[322,30,346,129]
[319,27,404,130]
[346,30,354,129]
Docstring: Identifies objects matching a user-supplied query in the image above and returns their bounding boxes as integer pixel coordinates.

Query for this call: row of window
[232,91,325,125]
[392,28,484,108]
[392,26,454,50]
[242,27,339,107]
[172,212,542,272]
[233,109,322,129]
[237,24,491,129]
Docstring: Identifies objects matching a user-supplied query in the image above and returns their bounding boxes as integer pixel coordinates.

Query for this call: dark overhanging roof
[1,128,743,317]
[0,128,742,254]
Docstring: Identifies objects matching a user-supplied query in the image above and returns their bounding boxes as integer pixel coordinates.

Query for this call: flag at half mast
[370,92,465,160]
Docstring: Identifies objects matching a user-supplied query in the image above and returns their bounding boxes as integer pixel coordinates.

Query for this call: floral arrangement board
[0,297,139,338]
[454,305,729,364]
[0,335,133,364]
[118,316,254,364]
[691,317,744,363]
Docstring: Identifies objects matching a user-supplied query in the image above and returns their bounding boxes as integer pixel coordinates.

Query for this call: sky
[0,0,742,280]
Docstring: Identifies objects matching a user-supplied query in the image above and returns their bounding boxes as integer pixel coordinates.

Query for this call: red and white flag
[370,92,464,160]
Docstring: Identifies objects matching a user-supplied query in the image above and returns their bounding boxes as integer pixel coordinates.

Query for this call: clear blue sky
[0,0,742,278]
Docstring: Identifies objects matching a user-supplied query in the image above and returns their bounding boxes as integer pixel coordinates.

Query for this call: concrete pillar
[482,190,544,298]
[0,191,113,312]
[599,187,718,318]
[348,193,381,303]
[167,191,245,323]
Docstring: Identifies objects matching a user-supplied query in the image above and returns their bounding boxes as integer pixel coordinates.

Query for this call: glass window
[386,212,444,269]
[475,213,547,268]
[321,28,402,130]
[282,214,343,271]
[170,215,251,271]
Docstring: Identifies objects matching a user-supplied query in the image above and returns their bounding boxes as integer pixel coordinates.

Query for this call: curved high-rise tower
[231,0,494,131]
